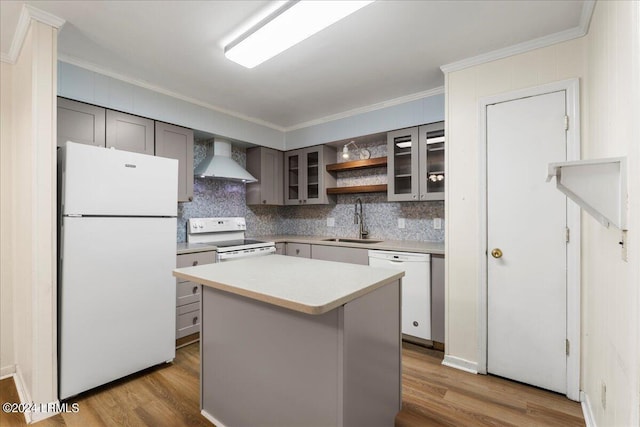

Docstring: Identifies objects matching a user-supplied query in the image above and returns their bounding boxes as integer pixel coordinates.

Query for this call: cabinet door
[311,245,368,265]
[286,243,311,258]
[246,147,284,205]
[304,146,336,205]
[106,110,154,155]
[275,243,286,255]
[155,122,194,202]
[284,149,305,205]
[430,255,445,343]
[57,97,106,148]
[418,122,445,201]
[387,127,419,201]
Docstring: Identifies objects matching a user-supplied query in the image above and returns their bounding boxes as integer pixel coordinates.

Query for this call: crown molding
[58,55,287,132]
[284,86,445,132]
[1,4,65,64]
[441,0,596,74]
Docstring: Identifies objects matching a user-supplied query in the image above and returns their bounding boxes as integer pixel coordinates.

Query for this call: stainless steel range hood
[194,139,257,183]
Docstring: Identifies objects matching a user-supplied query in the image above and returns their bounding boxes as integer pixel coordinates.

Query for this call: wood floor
[1,342,584,426]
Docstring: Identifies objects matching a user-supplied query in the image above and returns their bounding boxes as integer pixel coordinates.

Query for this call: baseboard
[580,390,597,427]
[442,355,479,374]
[12,366,32,424]
[201,409,227,427]
[6,366,62,424]
[0,364,16,380]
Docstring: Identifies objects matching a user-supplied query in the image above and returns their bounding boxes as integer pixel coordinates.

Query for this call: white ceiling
[1,1,588,130]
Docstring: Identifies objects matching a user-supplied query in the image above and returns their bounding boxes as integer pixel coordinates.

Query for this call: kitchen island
[173,255,404,427]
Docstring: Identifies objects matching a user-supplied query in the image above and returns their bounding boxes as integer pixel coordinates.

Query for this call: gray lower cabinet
[431,254,445,344]
[175,250,216,345]
[286,243,311,258]
[106,110,154,155]
[311,245,369,265]
[275,243,285,255]
[246,147,284,205]
[155,122,194,202]
[57,97,106,148]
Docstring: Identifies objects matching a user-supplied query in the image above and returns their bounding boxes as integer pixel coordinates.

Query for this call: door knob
[491,248,503,259]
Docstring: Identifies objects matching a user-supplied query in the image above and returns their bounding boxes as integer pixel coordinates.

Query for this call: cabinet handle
[192,260,199,266]
[413,321,419,327]
[192,286,198,294]
[412,195,417,199]
[262,200,266,204]
[296,249,300,255]
[188,196,193,201]
[303,199,307,204]
[192,316,198,325]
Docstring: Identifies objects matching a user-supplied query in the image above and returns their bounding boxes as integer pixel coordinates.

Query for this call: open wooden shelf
[326,157,387,172]
[326,184,387,195]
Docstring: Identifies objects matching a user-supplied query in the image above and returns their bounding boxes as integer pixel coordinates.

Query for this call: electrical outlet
[433,218,442,230]
[398,218,406,229]
[601,381,607,409]
[327,217,335,227]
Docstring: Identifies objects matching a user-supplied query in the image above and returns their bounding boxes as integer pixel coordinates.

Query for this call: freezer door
[60,142,178,216]
[59,216,177,399]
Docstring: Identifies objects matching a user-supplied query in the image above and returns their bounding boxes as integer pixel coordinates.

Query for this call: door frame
[477,78,581,400]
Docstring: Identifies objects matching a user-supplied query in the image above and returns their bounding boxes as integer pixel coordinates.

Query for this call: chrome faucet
[354,197,369,239]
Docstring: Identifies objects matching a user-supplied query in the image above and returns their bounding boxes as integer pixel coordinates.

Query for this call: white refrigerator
[58,142,178,400]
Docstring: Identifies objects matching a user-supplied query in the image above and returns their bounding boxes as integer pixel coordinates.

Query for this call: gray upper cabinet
[387,122,445,201]
[155,122,194,202]
[246,147,284,205]
[106,110,154,155]
[284,145,336,205]
[57,97,106,148]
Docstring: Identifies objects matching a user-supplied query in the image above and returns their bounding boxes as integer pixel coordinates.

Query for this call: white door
[486,91,567,393]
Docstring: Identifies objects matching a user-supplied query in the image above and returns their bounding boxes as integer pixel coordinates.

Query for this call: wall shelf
[547,157,627,230]
[326,184,387,195]
[326,157,387,172]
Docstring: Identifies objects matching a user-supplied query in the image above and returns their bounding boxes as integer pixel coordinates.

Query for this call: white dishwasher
[368,250,431,341]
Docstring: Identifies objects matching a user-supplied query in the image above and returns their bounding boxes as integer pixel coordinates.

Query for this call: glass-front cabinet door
[305,148,320,204]
[387,127,419,201]
[418,122,445,201]
[284,150,304,205]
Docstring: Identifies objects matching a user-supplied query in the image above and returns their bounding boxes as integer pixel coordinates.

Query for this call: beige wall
[0,19,58,413]
[445,1,639,424]
[0,60,15,377]
[581,1,639,425]
[444,37,586,364]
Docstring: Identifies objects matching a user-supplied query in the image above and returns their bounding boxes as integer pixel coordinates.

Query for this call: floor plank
[1,341,584,426]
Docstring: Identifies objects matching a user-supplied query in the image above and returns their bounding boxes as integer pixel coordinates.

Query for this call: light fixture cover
[225,1,375,68]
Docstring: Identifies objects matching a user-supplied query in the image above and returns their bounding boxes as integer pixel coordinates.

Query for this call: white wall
[445,1,639,424]
[57,62,445,150]
[581,1,639,425]
[444,37,586,366]
[57,61,286,150]
[284,93,444,149]
[0,19,58,417]
[0,61,15,378]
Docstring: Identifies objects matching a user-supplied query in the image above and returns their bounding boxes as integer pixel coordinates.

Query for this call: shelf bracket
[546,157,627,230]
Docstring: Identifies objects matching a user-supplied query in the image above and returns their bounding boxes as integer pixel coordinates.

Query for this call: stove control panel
[188,217,246,234]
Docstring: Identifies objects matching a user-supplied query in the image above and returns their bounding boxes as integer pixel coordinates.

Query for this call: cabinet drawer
[177,301,199,316]
[177,281,201,306]
[286,243,311,258]
[176,308,200,339]
[176,251,216,283]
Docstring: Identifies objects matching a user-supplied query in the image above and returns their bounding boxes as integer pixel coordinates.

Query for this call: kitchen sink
[322,238,383,244]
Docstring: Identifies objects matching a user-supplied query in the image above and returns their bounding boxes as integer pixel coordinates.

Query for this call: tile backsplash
[177,140,444,243]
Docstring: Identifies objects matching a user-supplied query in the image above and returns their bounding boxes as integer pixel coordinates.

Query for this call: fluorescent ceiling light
[225,0,375,68]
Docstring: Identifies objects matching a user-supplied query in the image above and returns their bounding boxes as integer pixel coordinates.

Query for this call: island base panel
[200,281,401,427]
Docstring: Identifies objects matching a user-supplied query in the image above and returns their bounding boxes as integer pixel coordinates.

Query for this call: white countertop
[251,235,445,255]
[173,255,404,315]
[176,241,218,254]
